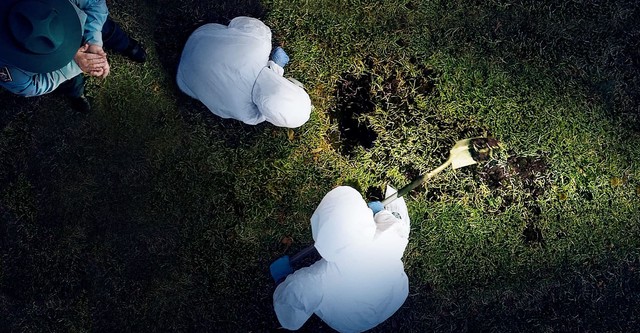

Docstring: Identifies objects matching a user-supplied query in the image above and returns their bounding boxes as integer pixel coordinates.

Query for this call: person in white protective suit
[176,16,312,128]
[272,186,411,332]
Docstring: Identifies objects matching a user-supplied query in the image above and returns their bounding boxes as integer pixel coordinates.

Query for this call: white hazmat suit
[176,17,311,128]
[273,186,410,332]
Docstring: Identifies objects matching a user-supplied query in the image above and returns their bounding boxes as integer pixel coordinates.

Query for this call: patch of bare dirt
[331,72,378,156]
[476,153,551,245]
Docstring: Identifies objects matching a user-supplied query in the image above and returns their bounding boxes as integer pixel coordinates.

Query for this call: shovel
[381,137,497,205]
[274,137,501,270]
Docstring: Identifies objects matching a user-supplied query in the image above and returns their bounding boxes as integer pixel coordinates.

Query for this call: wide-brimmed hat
[0,0,82,73]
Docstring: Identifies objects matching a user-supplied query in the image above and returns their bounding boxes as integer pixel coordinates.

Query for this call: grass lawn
[1,0,639,331]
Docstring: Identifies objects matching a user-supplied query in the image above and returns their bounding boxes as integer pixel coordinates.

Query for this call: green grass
[1,0,639,331]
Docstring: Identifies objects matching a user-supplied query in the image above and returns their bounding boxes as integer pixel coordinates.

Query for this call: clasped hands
[74,44,110,79]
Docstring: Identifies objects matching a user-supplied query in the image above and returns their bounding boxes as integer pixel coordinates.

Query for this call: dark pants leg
[102,17,131,54]
[57,74,85,97]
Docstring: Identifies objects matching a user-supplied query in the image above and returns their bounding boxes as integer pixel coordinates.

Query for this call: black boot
[122,38,147,63]
[68,94,91,113]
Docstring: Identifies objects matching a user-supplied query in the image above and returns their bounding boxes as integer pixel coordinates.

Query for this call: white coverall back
[273,186,410,333]
[176,17,311,128]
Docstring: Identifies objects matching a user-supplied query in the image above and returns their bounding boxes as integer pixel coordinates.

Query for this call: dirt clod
[476,154,551,245]
[470,138,502,162]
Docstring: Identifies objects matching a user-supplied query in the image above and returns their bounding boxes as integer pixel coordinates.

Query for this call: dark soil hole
[476,153,551,216]
[233,201,245,218]
[507,155,550,199]
[579,190,594,201]
[331,72,378,157]
[404,1,418,10]
[425,188,443,201]
[406,67,436,96]
[522,223,544,245]
[403,165,422,183]
[508,155,548,181]
[498,195,513,213]
[365,186,384,202]
[478,160,507,189]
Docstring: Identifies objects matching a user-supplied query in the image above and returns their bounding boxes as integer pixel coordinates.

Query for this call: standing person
[271,186,411,332]
[0,0,147,113]
[176,16,312,128]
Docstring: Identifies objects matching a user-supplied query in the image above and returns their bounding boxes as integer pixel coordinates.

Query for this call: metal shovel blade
[451,137,502,169]
[449,138,478,169]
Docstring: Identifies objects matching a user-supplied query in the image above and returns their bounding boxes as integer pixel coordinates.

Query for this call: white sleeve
[374,210,409,239]
[273,264,324,330]
[266,61,284,76]
[379,185,410,238]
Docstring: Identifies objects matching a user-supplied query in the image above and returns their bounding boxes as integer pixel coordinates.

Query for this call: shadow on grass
[383,258,640,333]
[150,0,266,86]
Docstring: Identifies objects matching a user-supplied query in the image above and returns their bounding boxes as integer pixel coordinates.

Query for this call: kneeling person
[272,186,411,332]
[176,17,311,128]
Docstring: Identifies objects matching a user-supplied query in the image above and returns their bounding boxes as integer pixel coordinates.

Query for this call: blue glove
[271,47,290,68]
[367,201,384,215]
[270,255,293,284]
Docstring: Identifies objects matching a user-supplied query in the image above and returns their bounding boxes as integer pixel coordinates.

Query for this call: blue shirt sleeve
[74,0,108,46]
[0,62,83,97]
[0,0,98,96]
